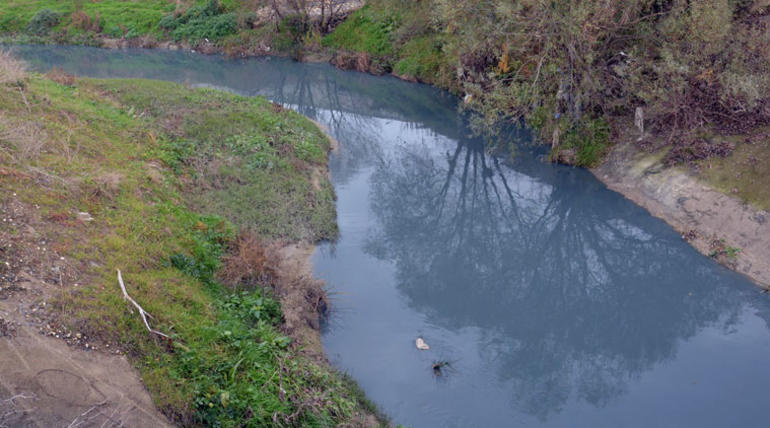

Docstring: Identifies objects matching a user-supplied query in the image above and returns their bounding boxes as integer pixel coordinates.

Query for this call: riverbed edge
[592,140,770,289]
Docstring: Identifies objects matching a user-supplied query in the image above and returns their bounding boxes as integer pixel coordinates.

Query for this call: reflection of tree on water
[365,135,748,419]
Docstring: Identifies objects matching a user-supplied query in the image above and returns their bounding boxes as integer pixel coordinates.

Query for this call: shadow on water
[13,44,770,427]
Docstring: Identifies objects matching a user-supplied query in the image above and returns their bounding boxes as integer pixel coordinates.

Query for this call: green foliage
[169,214,233,281]
[95,79,337,241]
[0,0,172,40]
[322,5,398,56]
[26,8,60,35]
[159,0,237,42]
[394,35,443,80]
[560,118,611,167]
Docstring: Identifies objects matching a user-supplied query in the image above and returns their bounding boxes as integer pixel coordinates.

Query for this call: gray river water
[12,45,770,427]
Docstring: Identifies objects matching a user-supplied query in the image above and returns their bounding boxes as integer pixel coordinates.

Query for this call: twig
[17,87,30,113]
[117,269,171,340]
[66,400,108,428]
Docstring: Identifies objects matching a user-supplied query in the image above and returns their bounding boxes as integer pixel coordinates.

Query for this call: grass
[0,0,174,40]
[0,63,378,425]
[322,5,398,57]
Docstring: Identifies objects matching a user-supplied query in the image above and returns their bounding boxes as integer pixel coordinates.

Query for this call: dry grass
[0,50,27,85]
[45,67,76,86]
[70,10,102,33]
[218,231,279,291]
[0,113,48,163]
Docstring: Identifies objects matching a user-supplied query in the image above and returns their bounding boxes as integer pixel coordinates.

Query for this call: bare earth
[0,303,170,427]
[0,195,170,427]
[594,140,770,288]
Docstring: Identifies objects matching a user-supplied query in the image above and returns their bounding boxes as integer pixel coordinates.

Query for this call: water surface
[13,45,770,427]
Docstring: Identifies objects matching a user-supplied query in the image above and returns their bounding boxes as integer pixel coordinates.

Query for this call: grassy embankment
[0,52,382,426]
[0,0,314,55]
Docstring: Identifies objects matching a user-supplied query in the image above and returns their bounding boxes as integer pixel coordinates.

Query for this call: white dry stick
[117,269,170,340]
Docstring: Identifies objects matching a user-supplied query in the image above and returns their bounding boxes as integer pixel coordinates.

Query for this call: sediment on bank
[0,53,384,426]
[594,139,770,289]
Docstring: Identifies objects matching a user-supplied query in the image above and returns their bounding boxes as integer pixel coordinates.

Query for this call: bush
[26,8,60,36]
[159,0,238,42]
[171,13,237,42]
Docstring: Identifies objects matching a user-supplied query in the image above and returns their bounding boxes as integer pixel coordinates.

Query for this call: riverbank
[594,140,770,289]
[0,53,383,425]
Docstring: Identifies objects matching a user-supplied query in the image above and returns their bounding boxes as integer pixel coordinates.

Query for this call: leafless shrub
[70,10,102,33]
[0,114,48,163]
[0,50,27,85]
[218,231,280,290]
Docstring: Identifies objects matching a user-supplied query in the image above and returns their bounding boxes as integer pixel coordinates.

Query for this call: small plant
[709,237,742,260]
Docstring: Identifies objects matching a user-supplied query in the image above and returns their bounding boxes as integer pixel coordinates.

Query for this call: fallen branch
[66,400,108,428]
[117,269,170,340]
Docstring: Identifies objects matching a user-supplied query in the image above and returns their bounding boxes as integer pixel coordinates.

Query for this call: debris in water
[416,337,430,350]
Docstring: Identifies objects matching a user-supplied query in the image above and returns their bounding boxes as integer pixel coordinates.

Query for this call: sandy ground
[594,140,770,288]
[0,302,170,427]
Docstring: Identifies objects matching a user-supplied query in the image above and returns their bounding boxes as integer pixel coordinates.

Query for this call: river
[12,45,770,428]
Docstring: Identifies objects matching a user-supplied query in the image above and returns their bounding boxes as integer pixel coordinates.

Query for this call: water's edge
[593,140,770,288]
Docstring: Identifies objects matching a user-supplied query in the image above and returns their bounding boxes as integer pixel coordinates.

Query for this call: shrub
[171,13,237,42]
[159,0,238,42]
[26,8,60,36]
[218,231,279,291]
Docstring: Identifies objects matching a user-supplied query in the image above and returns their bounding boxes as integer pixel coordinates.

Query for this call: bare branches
[66,400,108,428]
[0,393,36,428]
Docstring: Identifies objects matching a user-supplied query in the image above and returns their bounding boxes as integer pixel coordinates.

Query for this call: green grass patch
[555,118,611,167]
[394,35,443,80]
[322,5,398,57]
[0,0,173,38]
